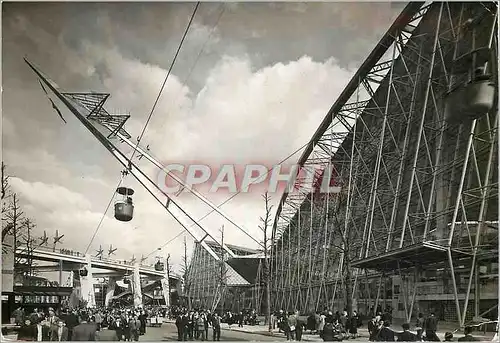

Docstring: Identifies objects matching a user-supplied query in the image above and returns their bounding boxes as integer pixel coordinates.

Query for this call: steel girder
[270,2,498,327]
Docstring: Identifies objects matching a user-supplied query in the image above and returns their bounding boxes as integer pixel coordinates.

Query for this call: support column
[161,273,171,308]
[105,277,117,307]
[80,254,96,308]
[132,263,143,308]
[59,260,63,286]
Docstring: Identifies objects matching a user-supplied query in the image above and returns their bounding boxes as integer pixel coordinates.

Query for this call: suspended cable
[130,1,200,162]
[156,3,225,134]
[145,230,185,259]
[145,139,310,258]
[84,177,124,255]
[90,3,200,257]
[190,140,311,226]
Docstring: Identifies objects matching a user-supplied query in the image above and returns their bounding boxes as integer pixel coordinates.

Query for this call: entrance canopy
[351,242,472,271]
[226,254,264,285]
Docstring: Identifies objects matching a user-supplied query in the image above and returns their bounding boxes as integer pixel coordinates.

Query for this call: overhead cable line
[130,1,200,161]
[189,140,311,226]
[146,139,311,257]
[156,3,226,134]
[84,177,124,255]
[85,3,200,254]
[145,230,185,259]
[142,4,226,259]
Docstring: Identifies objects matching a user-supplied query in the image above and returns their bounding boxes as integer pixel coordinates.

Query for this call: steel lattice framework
[271,2,498,327]
[26,60,265,263]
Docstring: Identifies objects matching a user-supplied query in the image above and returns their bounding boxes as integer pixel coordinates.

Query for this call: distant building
[186,241,266,313]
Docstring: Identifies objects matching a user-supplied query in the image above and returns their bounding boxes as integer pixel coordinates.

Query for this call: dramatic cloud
[2,2,400,271]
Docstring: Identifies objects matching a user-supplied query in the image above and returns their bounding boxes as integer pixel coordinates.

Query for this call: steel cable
[84,3,200,254]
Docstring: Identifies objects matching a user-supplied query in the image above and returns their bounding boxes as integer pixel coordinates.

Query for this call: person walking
[72,312,97,341]
[398,323,417,342]
[295,311,304,341]
[138,311,147,336]
[415,313,425,341]
[376,321,395,342]
[50,319,69,341]
[175,314,184,341]
[321,315,335,342]
[368,316,378,341]
[424,313,440,342]
[196,313,206,341]
[287,311,297,341]
[349,311,360,339]
[212,313,221,341]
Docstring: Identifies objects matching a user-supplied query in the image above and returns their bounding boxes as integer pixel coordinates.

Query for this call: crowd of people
[8,305,488,341]
[171,306,265,341]
[271,308,482,342]
[173,308,229,341]
[10,305,160,341]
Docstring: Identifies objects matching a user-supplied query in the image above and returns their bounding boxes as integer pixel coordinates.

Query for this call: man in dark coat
[72,312,97,341]
[368,316,378,341]
[349,311,360,338]
[295,311,304,341]
[17,319,37,341]
[376,321,395,341]
[212,313,221,341]
[61,310,79,341]
[321,317,335,342]
[175,314,184,341]
[424,313,440,342]
[138,311,147,335]
[182,313,190,341]
[50,320,69,341]
[398,323,417,342]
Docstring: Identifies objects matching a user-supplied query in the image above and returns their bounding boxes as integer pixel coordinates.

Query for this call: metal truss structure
[25,60,265,263]
[271,2,498,327]
[187,242,258,311]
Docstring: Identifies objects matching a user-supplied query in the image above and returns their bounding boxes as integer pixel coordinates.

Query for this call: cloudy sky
[2,1,405,272]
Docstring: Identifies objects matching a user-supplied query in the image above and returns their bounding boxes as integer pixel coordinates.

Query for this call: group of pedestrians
[272,308,484,342]
[273,309,362,341]
[365,311,481,342]
[175,309,222,341]
[12,305,152,341]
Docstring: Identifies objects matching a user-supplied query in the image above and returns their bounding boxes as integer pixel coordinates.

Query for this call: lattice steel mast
[24,60,259,261]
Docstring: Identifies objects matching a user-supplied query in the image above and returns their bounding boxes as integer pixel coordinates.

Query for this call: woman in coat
[348,311,360,339]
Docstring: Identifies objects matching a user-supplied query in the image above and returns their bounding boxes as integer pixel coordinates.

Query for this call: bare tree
[1,162,10,201]
[1,163,14,241]
[259,192,273,331]
[19,218,37,278]
[3,194,24,249]
[213,225,229,312]
[327,191,361,319]
[181,237,192,310]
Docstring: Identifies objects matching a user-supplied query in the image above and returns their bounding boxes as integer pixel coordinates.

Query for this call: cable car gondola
[79,267,88,277]
[155,261,164,271]
[445,45,496,123]
[115,187,135,222]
